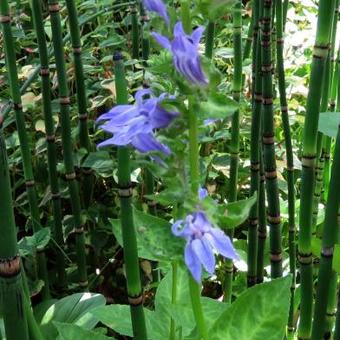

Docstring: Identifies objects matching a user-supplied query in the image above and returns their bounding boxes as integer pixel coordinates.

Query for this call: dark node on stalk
[128,294,144,306]
[113,51,123,61]
[13,103,23,110]
[118,187,133,198]
[270,253,282,263]
[247,275,257,287]
[321,247,334,258]
[0,256,21,278]
[48,3,60,13]
[298,252,313,265]
[0,15,11,23]
[25,180,35,188]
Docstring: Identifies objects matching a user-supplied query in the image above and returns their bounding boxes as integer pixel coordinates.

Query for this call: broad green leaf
[54,322,112,340]
[311,237,321,257]
[111,208,183,262]
[332,244,340,273]
[318,112,340,138]
[219,194,257,228]
[209,276,291,340]
[82,151,114,177]
[90,304,163,339]
[40,293,106,340]
[200,93,238,121]
[18,228,51,256]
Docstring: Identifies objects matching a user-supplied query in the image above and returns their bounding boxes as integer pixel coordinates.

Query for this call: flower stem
[169,261,178,340]
[189,275,208,340]
[180,0,191,34]
[187,97,208,340]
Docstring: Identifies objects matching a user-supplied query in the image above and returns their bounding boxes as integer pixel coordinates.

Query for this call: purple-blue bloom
[172,211,239,283]
[143,0,170,25]
[96,89,178,155]
[152,22,208,86]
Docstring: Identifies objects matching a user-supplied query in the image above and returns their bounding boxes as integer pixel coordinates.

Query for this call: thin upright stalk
[0,127,29,340]
[131,3,140,59]
[48,0,88,288]
[224,0,243,301]
[0,0,50,298]
[30,0,67,290]
[243,6,254,61]
[114,52,147,340]
[297,1,336,338]
[65,0,94,208]
[261,0,282,279]
[248,0,261,287]
[205,21,215,59]
[276,0,295,332]
[187,97,208,340]
[311,126,340,339]
[180,0,191,34]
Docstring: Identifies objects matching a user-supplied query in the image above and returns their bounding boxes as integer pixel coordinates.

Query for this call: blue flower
[172,211,239,282]
[143,0,170,25]
[152,22,208,86]
[97,89,178,155]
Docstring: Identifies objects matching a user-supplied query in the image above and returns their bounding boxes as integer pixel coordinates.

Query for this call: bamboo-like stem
[261,0,282,279]
[0,127,29,340]
[297,1,336,338]
[131,4,140,59]
[275,0,295,332]
[114,52,147,340]
[224,0,242,301]
[247,0,261,287]
[243,7,254,61]
[65,0,94,209]
[205,21,215,59]
[256,151,267,283]
[282,0,289,29]
[30,0,67,291]
[335,276,340,339]
[311,126,340,339]
[0,0,50,299]
[169,261,178,340]
[48,0,88,288]
[187,97,208,339]
[0,1,135,122]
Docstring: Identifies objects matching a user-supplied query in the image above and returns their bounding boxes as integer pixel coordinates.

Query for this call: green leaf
[18,228,51,256]
[219,194,257,228]
[111,208,183,262]
[209,276,291,340]
[39,293,106,340]
[318,112,340,138]
[54,322,113,340]
[200,93,238,121]
[332,244,340,273]
[82,151,114,177]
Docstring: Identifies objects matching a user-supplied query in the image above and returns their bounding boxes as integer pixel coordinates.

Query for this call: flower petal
[206,228,239,261]
[152,32,171,50]
[191,238,215,274]
[198,187,208,200]
[191,26,205,46]
[131,133,171,155]
[185,242,202,283]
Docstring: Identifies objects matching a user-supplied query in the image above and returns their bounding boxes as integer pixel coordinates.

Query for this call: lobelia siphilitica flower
[152,22,208,86]
[143,0,170,25]
[172,188,239,283]
[96,88,178,155]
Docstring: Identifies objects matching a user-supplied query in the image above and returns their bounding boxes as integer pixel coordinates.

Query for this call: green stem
[48,0,88,288]
[1,0,50,298]
[243,6,254,60]
[205,21,215,59]
[169,262,178,340]
[298,1,337,338]
[181,0,191,34]
[187,96,208,339]
[114,52,147,340]
[131,4,140,59]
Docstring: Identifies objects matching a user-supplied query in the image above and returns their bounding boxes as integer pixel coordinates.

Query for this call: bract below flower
[172,211,239,282]
[143,0,170,25]
[96,89,178,155]
[152,22,208,86]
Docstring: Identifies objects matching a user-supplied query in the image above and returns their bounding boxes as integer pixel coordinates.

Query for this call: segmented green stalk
[0,0,50,299]
[248,0,261,287]
[261,0,282,279]
[311,126,340,339]
[113,52,147,340]
[256,153,267,283]
[205,21,215,59]
[131,3,140,59]
[30,0,67,291]
[243,6,254,60]
[48,0,88,288]
[276,0,296,332]
[297,1,336,338]
[0,127,29,340]
[224,1,242,301]
[65,0,94,208]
